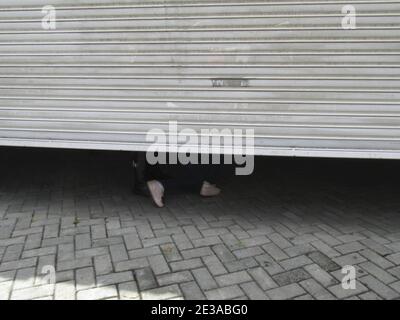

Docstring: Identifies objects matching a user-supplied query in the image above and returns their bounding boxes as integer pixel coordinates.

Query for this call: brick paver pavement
[1,148,400,300]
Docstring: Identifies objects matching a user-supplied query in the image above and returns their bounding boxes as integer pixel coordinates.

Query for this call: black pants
[132,152,220,195]
[157,162,220,194]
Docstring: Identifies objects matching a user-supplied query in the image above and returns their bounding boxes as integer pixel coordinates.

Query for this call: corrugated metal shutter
[0,0,399,158]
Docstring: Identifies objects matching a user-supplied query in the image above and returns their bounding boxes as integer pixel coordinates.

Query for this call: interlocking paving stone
[180,281,206,300]
[272,268,311,287]
[10,284,55,300]
[118,281,140,300]
[141,284,182,300]
[248,267,278,290]
[328,283,368,299]
[2,149,400,300]
[307,251,341,272]
[359,275,400,300]
[266,284,306,300]
[135,267,158,291]
[77,285,118,300]
[76,267,96,291]
[240,282,269,300]
[54,281,76,300]
[97,271,134,287]
[299,279,336,300]
[205,285,244,300]
[192,267,219,291]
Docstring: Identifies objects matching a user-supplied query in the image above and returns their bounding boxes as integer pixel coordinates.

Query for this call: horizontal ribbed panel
[0,0,400,157]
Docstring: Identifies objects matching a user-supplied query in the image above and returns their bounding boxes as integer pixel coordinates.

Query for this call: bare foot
[200,181,221,197]
[147,180,165,208]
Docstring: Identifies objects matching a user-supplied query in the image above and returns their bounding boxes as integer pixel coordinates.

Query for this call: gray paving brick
[202,255,228,276]
[333,253,367,267]
[181,247,213,260]
[55,281,76,300]
[268,233,292,249]
[299,279,335,300]
[0,236,26,248]
[240,281,269,300]
[307,251,341,272]
[280,255,313,271]
[310,240,341,258]
[335,241,366,255]
[22,246,57,259]
[0,257,37,272]
[248,267,278,290]
[57,258,93,271]
[390,281,400,293]
[212,244,236,262]
[13,227,43,238]
[254,254,285,275]
[285,244,315,258]
[109,244,128,262]
[129,246,161,260]
[10,284,55,300]
[118,281,140,300]
[387,252,400,265]
[291,234,319,246]
[225,257,259,273]
[76,267,96,291]
[170,258,203,272]
[273,268,311,287]
[75,233,91,251]
[148,254,170,275]
[262,243,289,261]
[215,271,252,287]
[135,267,157,291]
[304,264,338,287]
[192,236,222,248]
[180,281,206,300]
[114,258,149,272]
[2,244,24,262]
[160,243,182,262]
[233,246,264,260]
[328,283,368,299]
[157,271,193,287]
[359,291,383,300]
[359,275,400,300]
[44,224,59,239]
[359,261,397,284]
[77,285,118,300]
[192,267,218,291]
[94,254,113,276]
[205,285,244,300]
[0,281,13,300]
[142,284,182,300]
[266,283,306,300]
[142,236,172,248]
[172,233,193,251]
[97,271,134,287]
[359,249,394,269]
[0,270,15,283]
[57,242,74,262]
[13,267,36,290]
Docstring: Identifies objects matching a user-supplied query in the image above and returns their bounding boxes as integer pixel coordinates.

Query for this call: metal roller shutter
[0,0,399,158]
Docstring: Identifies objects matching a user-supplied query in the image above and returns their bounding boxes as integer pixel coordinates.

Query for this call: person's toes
[200,181,221,197]
[147,180,165,208]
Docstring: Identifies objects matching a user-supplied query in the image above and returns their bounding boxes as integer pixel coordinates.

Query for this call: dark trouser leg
[158,162,220,195]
